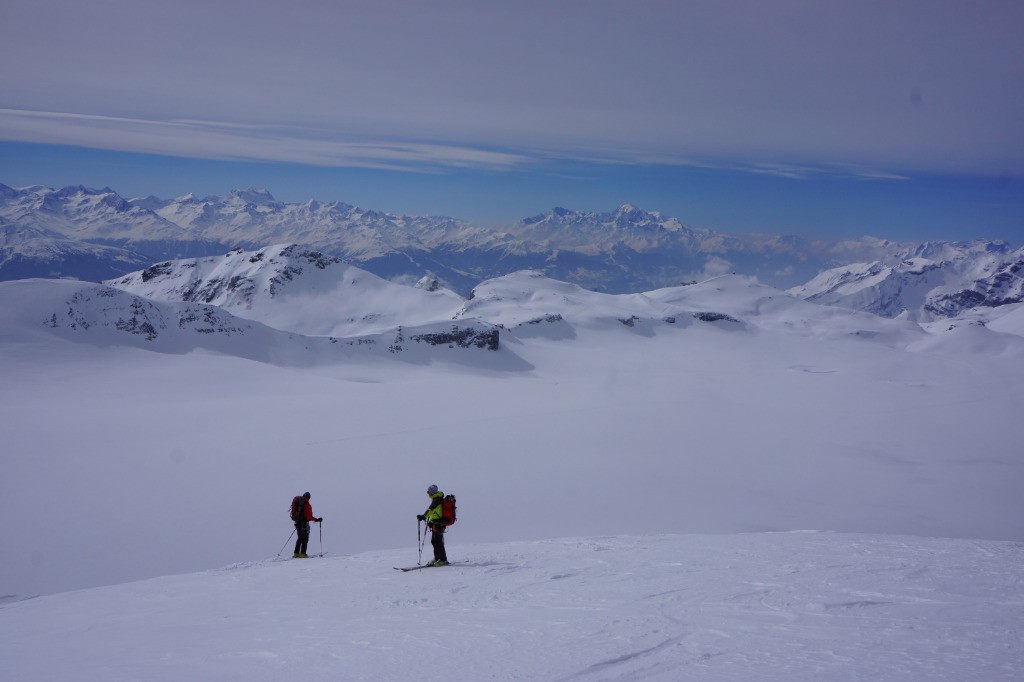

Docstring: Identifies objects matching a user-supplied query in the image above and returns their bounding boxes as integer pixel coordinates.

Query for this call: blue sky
[2,1,1022,243]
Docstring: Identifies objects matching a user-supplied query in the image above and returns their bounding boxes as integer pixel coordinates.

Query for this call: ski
[394,563,451,572]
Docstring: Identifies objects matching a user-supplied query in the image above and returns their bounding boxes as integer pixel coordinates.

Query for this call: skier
[291,492,322,559]
[416,484,448,566]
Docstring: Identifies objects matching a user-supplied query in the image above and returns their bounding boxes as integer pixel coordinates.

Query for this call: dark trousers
[430,525,447,563]
[294,522,310,555]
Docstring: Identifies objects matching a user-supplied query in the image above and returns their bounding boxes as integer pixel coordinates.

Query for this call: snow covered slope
[789,241,1024,321]
[456,269,942,349]
[0,277,505,367]
[106,244,465,337]
[0,217,152,281]
[1,534,1021,681]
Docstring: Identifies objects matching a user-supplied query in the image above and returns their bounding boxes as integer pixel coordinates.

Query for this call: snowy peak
[0,184,191,242]
[912,239,1014,261]
[789,241,1024,320]
[111,244,348,307]
[228,187,279,205]
[611,202,667,226]
[518,203,693,237]
[107,244,465,337]
[925,256,1024,318]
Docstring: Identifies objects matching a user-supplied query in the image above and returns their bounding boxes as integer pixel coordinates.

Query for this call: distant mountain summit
[506,204,710,255]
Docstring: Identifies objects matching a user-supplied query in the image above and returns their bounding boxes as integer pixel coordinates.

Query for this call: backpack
[441,494,457,526]
[290,496,306,523]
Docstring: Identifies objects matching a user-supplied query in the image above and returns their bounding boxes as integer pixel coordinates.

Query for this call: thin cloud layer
[0,109,531,172]
[2,0,1022,177]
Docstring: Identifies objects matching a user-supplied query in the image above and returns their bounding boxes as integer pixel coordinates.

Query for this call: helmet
[303,492,311,499]
[427,484,439,495]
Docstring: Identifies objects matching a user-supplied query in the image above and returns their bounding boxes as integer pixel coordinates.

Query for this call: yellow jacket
[424,491,445,526]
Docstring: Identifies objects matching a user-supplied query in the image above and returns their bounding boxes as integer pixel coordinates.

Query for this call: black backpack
[290,496,306,522]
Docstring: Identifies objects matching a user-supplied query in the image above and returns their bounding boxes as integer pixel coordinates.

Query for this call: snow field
[1,533,1021,681]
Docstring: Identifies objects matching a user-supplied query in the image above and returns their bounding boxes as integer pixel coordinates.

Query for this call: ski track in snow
[1,534,1021,681]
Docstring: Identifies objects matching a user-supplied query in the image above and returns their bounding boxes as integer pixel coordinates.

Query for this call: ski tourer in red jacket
[292,492,322,558]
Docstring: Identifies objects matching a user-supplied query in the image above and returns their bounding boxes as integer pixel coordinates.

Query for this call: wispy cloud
[0,107,915,185]
[1,1,1021,179]
[0,108,532,173]
[746,161,911,182]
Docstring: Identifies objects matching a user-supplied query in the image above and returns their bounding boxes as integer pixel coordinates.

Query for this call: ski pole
[277,529,295,557]
[319,520,323,557]
[418,518,423,565]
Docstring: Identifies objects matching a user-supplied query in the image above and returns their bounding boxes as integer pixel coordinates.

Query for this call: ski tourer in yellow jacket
[416,485,448,565]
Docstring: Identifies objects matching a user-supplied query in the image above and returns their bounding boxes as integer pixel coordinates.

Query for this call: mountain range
[2,183,1021,320]
[8,242,1018,369]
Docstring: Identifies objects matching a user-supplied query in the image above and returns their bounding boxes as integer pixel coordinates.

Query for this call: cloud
[747,162,911,182]
[0,109,532,172]
[2,1,1022,177]
[701,257,736,279]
